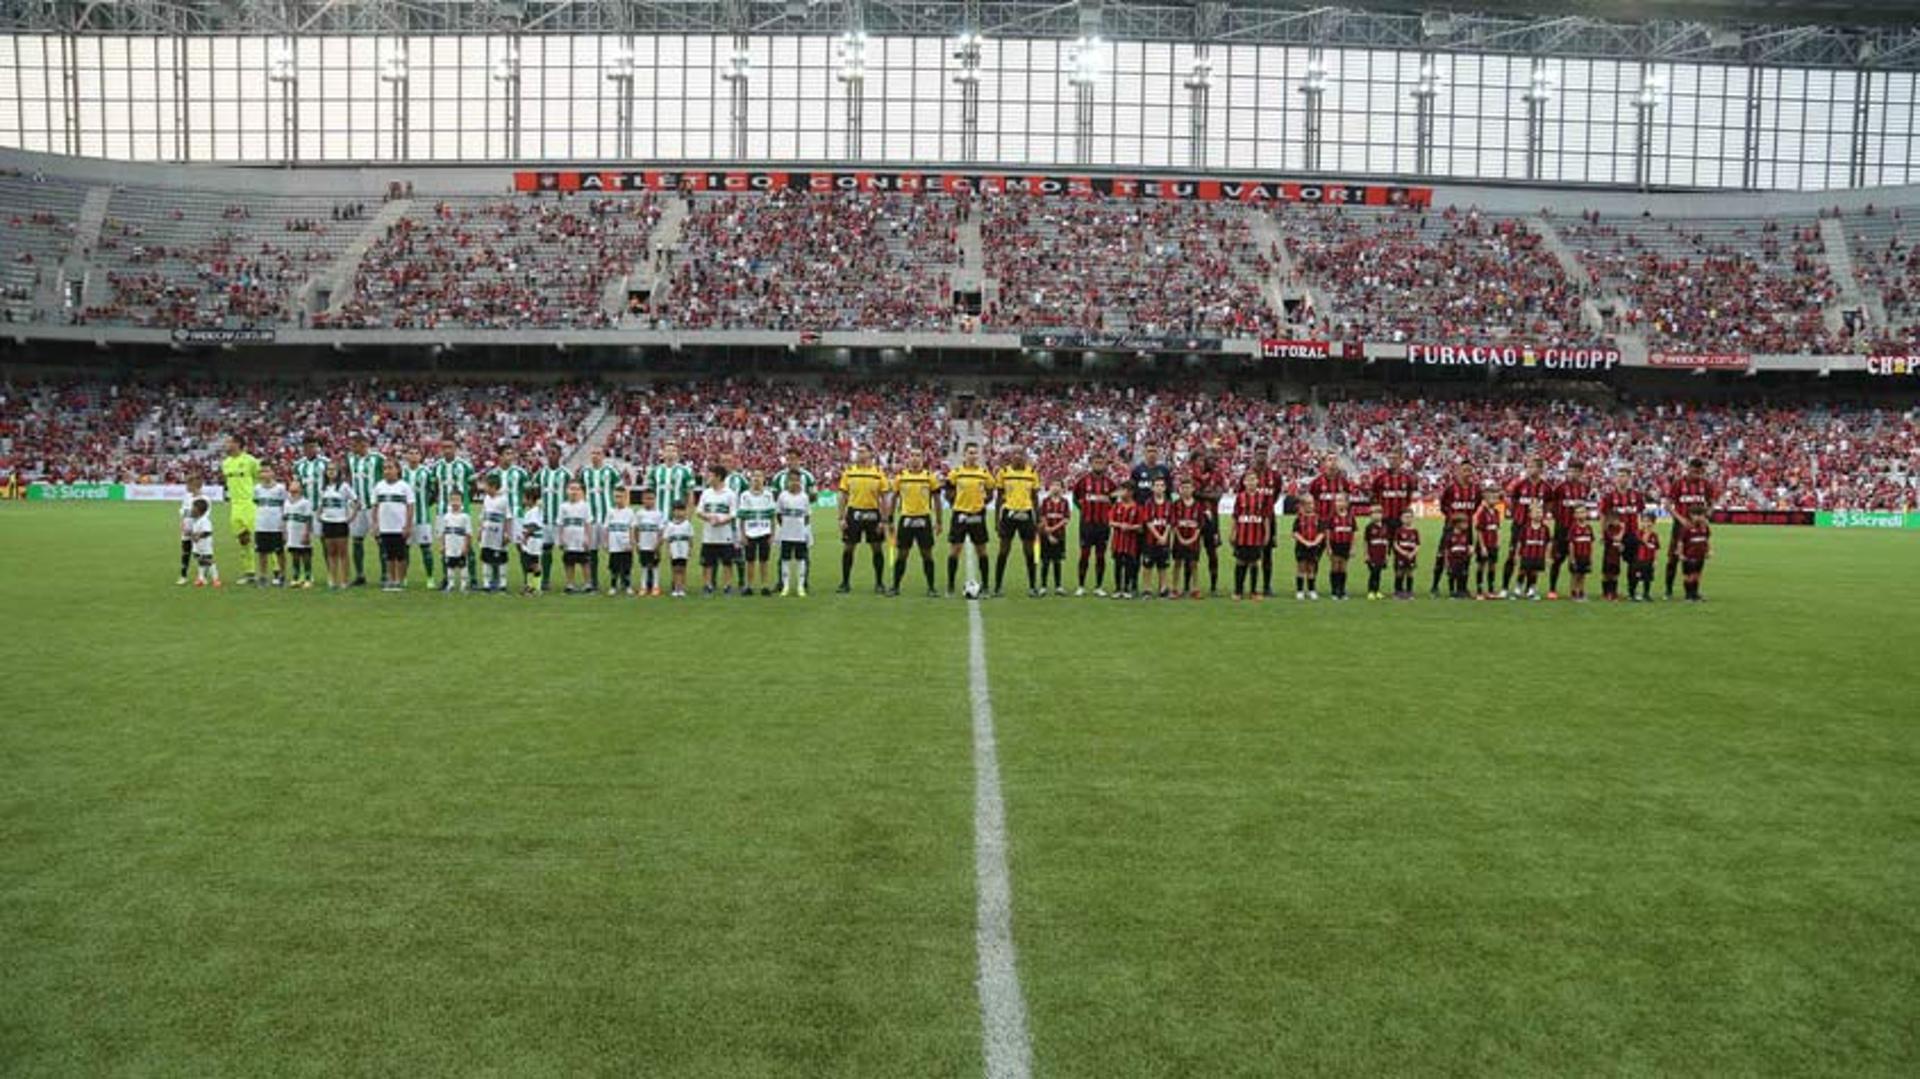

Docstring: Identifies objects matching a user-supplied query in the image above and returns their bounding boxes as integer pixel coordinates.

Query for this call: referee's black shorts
[998,510,1036,542]
[895,515,934,552]
[843,509,884,544]
[949,512,990,547]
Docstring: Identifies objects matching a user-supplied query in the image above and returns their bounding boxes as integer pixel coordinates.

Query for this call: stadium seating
[0,170,84,324]
[1564,212,1843,354]
[980,200,1278,337]
[319,196,660,330]
[1280,204,1590,345]
[656,192,957,332]
[1845,207,1920,350]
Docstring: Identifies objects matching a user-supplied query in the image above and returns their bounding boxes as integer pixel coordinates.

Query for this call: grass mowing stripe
[969,600,1035,1079]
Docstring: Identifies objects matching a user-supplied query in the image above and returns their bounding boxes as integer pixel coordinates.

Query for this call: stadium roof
[2,1,1918,70]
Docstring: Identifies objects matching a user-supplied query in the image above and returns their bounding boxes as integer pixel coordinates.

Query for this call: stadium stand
[0,170,84,324]
[1846,207,1920,349]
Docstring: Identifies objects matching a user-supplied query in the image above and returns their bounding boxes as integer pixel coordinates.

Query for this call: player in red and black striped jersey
[1308,455,1353,519]
[1503,459,1552,596]
[1432,462,1480,594]
[1363,509,1392,600]
[1628,516,1660,601]
[1471,486,1502,598]
[1677,511,1712,601]
[1242,451,1286,596]
[1291,498,1326,599]
[1547,461,1595,598]
[1108,485,1143,598]
[1392,516,1422,599]
[1515,512,1552,599]
[1189,446,1229,595]
[1038,482,1072,595]
[1140,478,1174,598]
[1442,515,1474,598]
[1230,470,1276,600]
[1324,493,1358,600]
[1070,454,1119,595]
[1599,472,1648,563]
[1601,516,1628,600]
[1169,478,1209,598]
[1664,459,1718,599]
[1566,512,1596,601]
[1368,453,1419,531]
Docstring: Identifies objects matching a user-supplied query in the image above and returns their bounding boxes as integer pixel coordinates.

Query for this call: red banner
[1648,351,1751,371]
[512,169,1432,207]
[1259,339,1333,359]
[1405,343,1623,372]
[1865,354,1920,376]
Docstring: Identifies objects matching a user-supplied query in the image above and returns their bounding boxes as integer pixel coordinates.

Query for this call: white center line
[969,600,1035,1079]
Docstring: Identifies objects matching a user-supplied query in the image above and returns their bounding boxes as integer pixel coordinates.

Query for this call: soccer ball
[963,579,982,600]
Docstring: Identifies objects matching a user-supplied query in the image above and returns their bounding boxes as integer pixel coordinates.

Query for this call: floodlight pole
[1299,47,1327,173]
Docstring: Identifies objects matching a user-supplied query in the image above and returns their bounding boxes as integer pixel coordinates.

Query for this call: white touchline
[969,600,1035,1079]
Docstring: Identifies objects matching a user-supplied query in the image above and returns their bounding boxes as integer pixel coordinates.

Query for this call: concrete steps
[1819,216,1884,332]
[55,185,114,315]
[625,199,689,317]
[563,403,616,470]
[320,199,412,317]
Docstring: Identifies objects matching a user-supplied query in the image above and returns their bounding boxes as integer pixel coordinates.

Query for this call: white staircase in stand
[1818,216,1885,333]
[620,199,690,318]
[318,200,412,318]
[563,404,617,471]
[49,185,113,317]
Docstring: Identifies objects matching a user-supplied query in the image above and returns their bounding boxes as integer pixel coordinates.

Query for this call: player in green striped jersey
[491,446,531,518]
[292,438,329,519]
[770,460,817,500]
[434,444,478,587]
[346,435,385,586]
[721,453,751,589]
[534,448,572,592]
[404,450,439,588]
[645,442,696,514]
[577,449,624,591]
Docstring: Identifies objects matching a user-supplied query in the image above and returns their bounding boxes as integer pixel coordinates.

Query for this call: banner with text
[1405,343,1623,372]
[1259,338,1334,360]
[514,169,1433,207]
[1021,332,1224,353]
[1710,509,1814,526]
[1648,351,1751,371]
[1865,354,1920,376]
[1816,509,1920,529]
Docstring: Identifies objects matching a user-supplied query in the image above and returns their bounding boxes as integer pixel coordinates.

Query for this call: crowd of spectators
[981,200,1277,337]
[656,193,957,332]
[1325,395,1917,510]
[1564,211,1845,354]
[318,195,660,330]
[1845,206,1920,352]
[1282,205,1591,346]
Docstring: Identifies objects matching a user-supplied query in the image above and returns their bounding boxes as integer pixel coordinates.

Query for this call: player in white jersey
[317,461,357,590]
[694,466,739,596]
[370,461,415,593]
[663,503,693,597]
[603,487,637,595]
[633,489,666,596]
[736,470,778,596]
[517,498,546,596]
[558,481,593,593]
[285,480,315,589]
[187,497,220,588]
[252,466,290,587]
[477,475,512,593]
[177,476,205,585]
[775,471,814,597]
[439,493,473,593]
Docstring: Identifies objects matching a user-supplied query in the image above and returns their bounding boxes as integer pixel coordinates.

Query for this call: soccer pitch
[3,503,1916,1077]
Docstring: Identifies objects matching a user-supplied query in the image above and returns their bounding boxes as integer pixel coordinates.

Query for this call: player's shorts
[843,509,884,544]
[607,550,633,573]
[1141,545,1169,570]
[1294,543,1322,563]
[1682,559,1705,574]
[254,531,284,554]
[639,549,661,568]
[894,515,934,552]
[778,540,810,561]
[411,523,433,546]
[1395,557,1419,571]
[563,549,588,567]
[229,502,256,535]
[670,557,688,569]
[1234,544,1264,562]
[700,542,734,568]
[520,552,541,575]
[1521,556,1546,572]
[1171,544,1199,564]
[1078,522,1110,549]
[997,509,1036,542]
[321,520,349,540]
[742,534,772,561]
[1571,558,1592,574]
[1474,543,1499,563]
[1667,521,1686,558]
[1329,541,1353,560]
[378,532,407,561]
[949,511,990,547]
[444,554,468,571]
[1039,537,1066,560]
[481,547,508,566]
[349,509,371,539]
[1199,513,1220,545]
[1620,533,1642,563]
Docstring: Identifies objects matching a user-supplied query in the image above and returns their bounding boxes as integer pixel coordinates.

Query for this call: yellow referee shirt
[946,466,995,514]
[996,466,1040,513]
[892,470,939,518]
[839,465,888,512]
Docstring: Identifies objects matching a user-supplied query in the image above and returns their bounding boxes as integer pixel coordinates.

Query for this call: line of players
[187,434,1718,603]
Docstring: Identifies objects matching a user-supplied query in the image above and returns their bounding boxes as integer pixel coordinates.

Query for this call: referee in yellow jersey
[993,445,1042,597]
[889,447,944,597]
[944,441,996,595]
[836,446,889,594]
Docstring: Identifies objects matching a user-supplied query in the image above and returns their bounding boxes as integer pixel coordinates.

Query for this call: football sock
[1548,561,1563,592]
[1233,564,1246,595]
[420,546,434,581]
[1501,557,1515,591]
[977,553,990,590]
[923,556,938,590]
[1077,550,1090,587]
[1665,560,1678,597]
[1094,548,1106,588]
[352,538,365,578]
[1260,552,1273,593]
[892,559,906,591]
[1431,560,1445,592]
[871,547,884,588]
[179,542,191,577]
[993,549,1008,590]
[1021,546,1036,588]
[947,555,959,591]
[1331,571,1346,597]
[840,548,854,586]
[1205,548,1219,592]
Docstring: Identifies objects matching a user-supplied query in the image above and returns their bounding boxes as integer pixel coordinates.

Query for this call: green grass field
[3,503,1916,1077]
